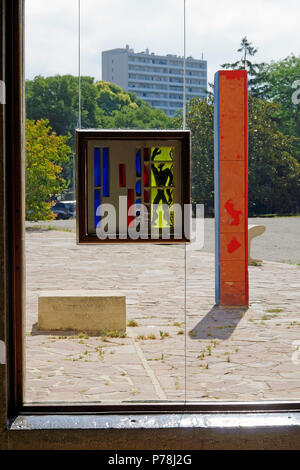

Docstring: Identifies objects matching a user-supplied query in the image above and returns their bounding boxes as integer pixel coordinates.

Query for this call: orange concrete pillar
[214,70,249,306]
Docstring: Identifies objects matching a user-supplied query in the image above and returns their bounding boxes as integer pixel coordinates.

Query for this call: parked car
[51,201,76,219]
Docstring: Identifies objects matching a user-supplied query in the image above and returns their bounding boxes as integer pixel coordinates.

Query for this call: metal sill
[8,412,300,431]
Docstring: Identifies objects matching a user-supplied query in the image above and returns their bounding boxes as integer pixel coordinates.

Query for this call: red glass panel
[127,188,134,227]
[144,189,150,203]
[119,163,126,187]
[144,165,149,187]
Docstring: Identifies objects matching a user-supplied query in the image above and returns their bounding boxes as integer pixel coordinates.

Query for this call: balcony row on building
[102,46,207,117]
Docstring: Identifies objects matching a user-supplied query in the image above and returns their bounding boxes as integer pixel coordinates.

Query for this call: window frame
[2,0,300,450]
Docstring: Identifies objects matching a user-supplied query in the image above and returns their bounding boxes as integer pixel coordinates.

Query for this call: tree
[26,75,97,137]
[181,97,215,213]
[222,41,300,160]
[26,75,97,186]
[26,119,71,221]
[221,37,266,97]
[248,96,300,214]
[26,76,174,134]
[238,37,258,69]
[94,81,174,129]
[178,96,300,215]
[260,55,300,143]
[26,76,175,199]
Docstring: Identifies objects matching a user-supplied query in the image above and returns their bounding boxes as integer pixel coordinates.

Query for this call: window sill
[6,412,300,449]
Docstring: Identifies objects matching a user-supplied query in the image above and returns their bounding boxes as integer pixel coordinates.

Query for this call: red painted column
[215,70,249,306]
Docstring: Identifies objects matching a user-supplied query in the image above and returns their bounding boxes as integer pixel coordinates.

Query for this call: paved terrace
[25,218,300,403]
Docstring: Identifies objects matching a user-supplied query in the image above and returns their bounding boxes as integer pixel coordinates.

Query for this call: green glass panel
[151,163,174,188]
[151,188,174,229]
[151,147,175,161]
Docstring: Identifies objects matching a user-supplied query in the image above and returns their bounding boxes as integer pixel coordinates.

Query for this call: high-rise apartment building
[102,45,207,117]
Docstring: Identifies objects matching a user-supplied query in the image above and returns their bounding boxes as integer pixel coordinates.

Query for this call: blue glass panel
[103,148,110,197]
[94,148,101,187]
[136,198,141,216]
[94,190,101,228]
[136,149,141,177]
[136,180,141,196]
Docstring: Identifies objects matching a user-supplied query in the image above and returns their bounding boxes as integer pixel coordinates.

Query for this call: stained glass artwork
[136,180,141,196]
[151,188,174,229]
[78,130,190,243]
[151,163,174,188]
[136,198,141,217]
[144,165,149,187]
[127,188,134,227]
[94,148,101,187]
[151,147,175,162]
[144,189,150,203]
[103,148,109,197]
[136,149,142,177]
[119,163,126,188]
[94,189,101,228]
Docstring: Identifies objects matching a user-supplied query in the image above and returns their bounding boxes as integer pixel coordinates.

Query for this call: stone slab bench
[38,290,126,332]
[248,224,266,266]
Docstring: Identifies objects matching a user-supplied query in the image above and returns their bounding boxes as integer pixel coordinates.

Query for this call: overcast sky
[25,0,299,84]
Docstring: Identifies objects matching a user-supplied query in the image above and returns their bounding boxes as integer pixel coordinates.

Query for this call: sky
[25,0,299,84]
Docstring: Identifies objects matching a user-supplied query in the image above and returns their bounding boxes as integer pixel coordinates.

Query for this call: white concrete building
[102,45,207,117]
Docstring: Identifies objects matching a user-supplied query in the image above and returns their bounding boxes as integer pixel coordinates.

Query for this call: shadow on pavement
[189,305,248,340]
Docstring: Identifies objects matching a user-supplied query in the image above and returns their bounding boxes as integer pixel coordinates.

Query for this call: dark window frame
[2,0,300,450]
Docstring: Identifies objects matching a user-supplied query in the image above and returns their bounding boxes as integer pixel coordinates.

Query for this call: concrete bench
[248,224,266,266]
[38,290,126,332]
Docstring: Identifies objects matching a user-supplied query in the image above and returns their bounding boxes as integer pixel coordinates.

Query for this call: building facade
[102,46,207,117]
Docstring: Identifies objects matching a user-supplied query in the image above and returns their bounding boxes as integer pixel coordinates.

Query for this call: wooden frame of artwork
[76,130,191,244]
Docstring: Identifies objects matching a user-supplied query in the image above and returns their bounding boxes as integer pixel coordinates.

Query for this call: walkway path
[25,230,300,403]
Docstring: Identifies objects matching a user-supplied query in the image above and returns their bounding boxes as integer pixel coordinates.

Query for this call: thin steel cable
[183,0,187,406]
[78,0,81,129]
[183,0,187,131]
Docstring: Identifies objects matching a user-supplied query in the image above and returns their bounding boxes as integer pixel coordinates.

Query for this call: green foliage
[260,55,300,142]
[221,37,267,97]
[26,75,97,184]
[248,96,300,214]
[26,76,174,194]
[26,75,97,137]
[94,81,174,129]
[25,60,300,217]
[180,95,300,215]
[26,76,174,134]
[26,119,71,221]
[180,97,215,213]
[94,81,132,114]
[222,39,300,148]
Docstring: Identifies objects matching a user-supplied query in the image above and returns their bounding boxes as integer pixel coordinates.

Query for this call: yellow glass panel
[151,188,174,228]
[151,163,174,188]
[151,147,175,161]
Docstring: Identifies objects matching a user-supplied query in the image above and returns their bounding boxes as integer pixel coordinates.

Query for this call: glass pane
[102,148,110,197]
[151,189,174,229]
[94,148,101,187]
[24,0,300,407]
[151,147,175,161]
[94,189,101,228]
[151,163,174,188]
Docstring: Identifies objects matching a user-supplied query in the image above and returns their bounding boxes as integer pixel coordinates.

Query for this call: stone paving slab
[25,230,300,403]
